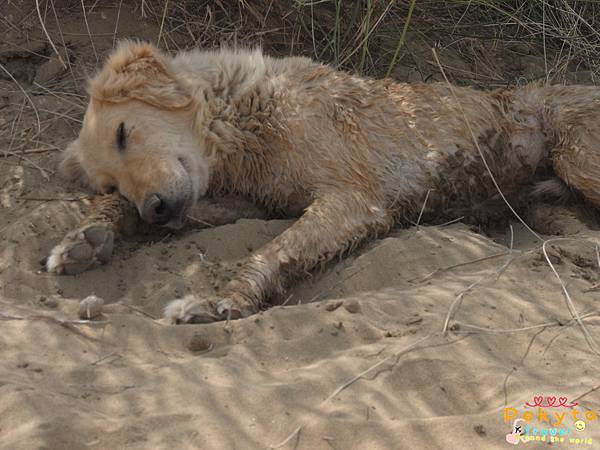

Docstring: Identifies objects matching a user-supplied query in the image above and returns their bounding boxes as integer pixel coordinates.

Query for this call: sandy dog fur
[52,41,600,323]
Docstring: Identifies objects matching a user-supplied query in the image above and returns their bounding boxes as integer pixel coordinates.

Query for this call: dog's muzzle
[141,193,185,227]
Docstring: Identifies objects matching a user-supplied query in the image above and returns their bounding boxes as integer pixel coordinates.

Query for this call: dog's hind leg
[45,193,138,275]
[525,203,595,236]
[165,193,392,323]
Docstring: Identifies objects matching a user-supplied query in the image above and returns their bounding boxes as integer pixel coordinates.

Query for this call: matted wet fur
[48,41,600,323]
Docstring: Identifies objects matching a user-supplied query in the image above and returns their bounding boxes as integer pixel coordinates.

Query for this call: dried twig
[81,0,99,61]
[270,426,302,450]
[413,251,509,284]
[415,188,431,229]
[4,151,52,180]
[270,333,432,448]
[117,303,158,320]
[19,195,87,202]
[91,352,122,366]
[186,214,215,228]
[571,384,600,405]
[34,0,67,69]
[156,0,170,47]
[453,310,599,334]
[542,238,600,356]
[4,147,61,155]
[113,0,124,48]
[0,63,41,135]
[442,225,515,335]
[0,312,106,340]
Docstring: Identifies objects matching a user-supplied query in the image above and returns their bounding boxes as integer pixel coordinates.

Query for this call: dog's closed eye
[116,122,126,151]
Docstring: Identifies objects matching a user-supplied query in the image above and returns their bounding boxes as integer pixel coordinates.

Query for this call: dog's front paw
[45,223,114,275]
[215,295,256,320]
[164,295,220,324]
[164,293,256,324]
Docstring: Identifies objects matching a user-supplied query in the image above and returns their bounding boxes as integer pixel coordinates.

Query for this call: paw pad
[46,223,114,275]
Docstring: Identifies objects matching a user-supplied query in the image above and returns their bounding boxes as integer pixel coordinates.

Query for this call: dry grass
[2,0,600,196]
[127,1,600,82]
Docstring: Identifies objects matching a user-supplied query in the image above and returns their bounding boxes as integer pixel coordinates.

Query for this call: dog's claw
[45,223,114,275]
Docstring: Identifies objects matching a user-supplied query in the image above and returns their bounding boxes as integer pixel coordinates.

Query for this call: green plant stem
[386,0,417,78]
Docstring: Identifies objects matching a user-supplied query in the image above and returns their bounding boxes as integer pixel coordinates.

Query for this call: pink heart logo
[558,396,568,406]
[547,396,557,406]
[533,395,543,406]
[506,433,520,445]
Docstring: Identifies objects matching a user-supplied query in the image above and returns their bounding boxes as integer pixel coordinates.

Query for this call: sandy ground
[2,2,600,449]
[3,206,600,449]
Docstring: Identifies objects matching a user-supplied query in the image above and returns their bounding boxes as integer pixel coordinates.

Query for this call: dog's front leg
[45,193,139,274]
[165,194,391,323]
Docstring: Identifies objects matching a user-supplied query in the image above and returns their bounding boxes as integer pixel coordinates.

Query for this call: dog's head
[62,42,210,228]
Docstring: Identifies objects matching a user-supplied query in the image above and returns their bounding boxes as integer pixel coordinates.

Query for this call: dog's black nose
[142,193,173,225]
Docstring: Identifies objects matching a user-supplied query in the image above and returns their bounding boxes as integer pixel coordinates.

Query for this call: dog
[49,40,600,323]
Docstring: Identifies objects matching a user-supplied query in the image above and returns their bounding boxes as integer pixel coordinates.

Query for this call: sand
[2,195,600,449]
[2,2,600,449]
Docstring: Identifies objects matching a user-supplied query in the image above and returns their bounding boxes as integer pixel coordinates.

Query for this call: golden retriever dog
[47,41,600,323]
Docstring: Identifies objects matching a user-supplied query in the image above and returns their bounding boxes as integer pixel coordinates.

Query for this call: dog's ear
[60,140,86,182]
[89,42,191,109]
